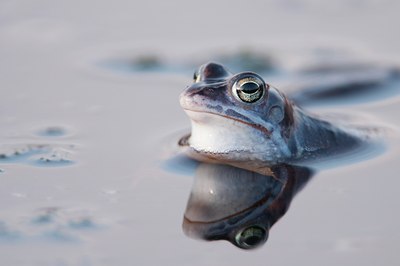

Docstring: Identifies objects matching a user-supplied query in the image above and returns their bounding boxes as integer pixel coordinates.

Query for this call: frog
[179,62,385,170]
[176,61,396,249]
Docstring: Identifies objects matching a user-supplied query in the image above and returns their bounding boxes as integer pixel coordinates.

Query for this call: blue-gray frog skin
[179,62,362,167]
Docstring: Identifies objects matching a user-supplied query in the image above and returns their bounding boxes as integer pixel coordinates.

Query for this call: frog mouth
[183,108,271,136]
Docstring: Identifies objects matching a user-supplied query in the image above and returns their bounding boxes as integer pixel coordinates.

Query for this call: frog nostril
[197,87,215,97]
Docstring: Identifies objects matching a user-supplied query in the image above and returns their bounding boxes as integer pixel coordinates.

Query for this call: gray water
[1,0,400,265]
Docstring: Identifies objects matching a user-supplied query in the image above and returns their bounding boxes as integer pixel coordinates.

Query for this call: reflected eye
[235,225,268,249]
[233,76,265,103]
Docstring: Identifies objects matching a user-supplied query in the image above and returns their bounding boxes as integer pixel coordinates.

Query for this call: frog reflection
[183,163,312,249]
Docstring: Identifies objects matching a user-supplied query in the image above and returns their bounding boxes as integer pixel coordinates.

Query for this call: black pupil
[243,235,261,246]
[240,82,259,94]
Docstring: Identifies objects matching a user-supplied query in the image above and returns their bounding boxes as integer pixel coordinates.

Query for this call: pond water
[1,1,400,265]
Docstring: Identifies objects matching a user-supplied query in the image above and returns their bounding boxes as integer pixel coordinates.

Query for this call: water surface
[1,1,400,265]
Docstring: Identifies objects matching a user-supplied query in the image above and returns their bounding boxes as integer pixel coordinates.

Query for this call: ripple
[0,207,103,244]
[68,217,97,229]
[31,207,59,224]
[0,144,50,163]
[0,222,21,242]
[97,47,400,107]
[33,147,75,167]
[98,49,277,76]
[215,49,276,73]
[31,207,100,230]
[99,57,186,75]
[36,126,68,137]
[0,144,76,167]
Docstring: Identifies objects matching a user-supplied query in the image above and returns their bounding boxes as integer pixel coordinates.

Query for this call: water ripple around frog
[0,207,103,244]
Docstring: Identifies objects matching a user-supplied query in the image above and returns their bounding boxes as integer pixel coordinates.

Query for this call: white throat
[185,110,286,161]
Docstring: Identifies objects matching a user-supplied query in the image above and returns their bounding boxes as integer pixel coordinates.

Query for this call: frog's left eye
[233,76,265,103]
[193,71,200,83]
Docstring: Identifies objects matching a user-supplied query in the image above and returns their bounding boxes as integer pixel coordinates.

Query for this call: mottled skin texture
[180,62,363,168]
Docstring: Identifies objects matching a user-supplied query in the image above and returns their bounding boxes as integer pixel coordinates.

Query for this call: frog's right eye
[232,74,266,103]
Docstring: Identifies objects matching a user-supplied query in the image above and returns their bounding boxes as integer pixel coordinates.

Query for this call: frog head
[179,62,294,164]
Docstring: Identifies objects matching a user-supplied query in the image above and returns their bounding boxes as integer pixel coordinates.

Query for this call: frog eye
[234,225,268,249]
[193,71,200,83]
[233,76,265,103]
